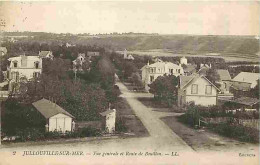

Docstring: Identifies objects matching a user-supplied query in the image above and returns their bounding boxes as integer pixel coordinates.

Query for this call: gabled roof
[39,51,52,58]
[233,72,259,84]
[179,75,195,89]
[32,98,74,119]
[184,64,196,73]
[216,69,231,81]
[180,75,220,91]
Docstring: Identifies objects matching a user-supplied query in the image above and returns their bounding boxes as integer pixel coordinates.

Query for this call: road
[0,82,258,165]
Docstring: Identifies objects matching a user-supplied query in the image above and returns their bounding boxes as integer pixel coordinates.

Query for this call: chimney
[147,60,150,66]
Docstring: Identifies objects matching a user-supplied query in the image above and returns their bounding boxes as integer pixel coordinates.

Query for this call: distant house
[39,51,53,59]
[123,49,134,60]
[180,56,187,65]
[72,53,86,71]
[141,60,184,91]
[218,97,259,112]
[65,42,76,48]
[87,51,100,57]
[216,69,232,93]
[178,75,220,107]
[197,64,211,76]
[231,72,259,91]
[32,98,75,133]
[7,55,42,91]
[0,47,7,56]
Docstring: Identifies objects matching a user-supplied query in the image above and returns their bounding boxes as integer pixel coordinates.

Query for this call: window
[35,62,39,69]
[191,84,198,94]
[169,69,173,74]
[178,69,180,73]
[13,61,17,68]
[150,76,154,82]
[205,85,212,95]
[33,72,40,78]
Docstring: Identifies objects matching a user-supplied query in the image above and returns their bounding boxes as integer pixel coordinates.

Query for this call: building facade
[178,75,220,107]
[141,60,184,91]
[7,55,42,91]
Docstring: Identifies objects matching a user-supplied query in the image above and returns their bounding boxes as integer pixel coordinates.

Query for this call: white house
[7,55,42,91]
[39,51,53,59]
[72,53,86,71]
[232,72,259,91]
[180,56,187,65]
[32,98,75,133]
[123,49,134,60]
[178,75,220,106]
[216,69,232,93]
[141,60,184,91]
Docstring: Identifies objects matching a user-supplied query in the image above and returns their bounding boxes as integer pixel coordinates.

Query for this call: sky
[0,1,259,35]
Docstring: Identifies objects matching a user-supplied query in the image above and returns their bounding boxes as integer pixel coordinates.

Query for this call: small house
[100,109,116,133]
[178,75,220,107]
[231,72,259,91]
[32,98,75,133]
[216,69,232,93]
[39,51,53,59]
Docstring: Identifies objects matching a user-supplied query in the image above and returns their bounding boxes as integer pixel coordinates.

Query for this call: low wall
[203,117,259,130]
[75,121,102,130]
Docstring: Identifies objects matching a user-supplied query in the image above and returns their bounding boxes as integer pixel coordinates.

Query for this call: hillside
[2,32,259,55]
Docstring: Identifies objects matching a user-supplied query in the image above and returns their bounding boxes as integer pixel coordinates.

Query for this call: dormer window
[35,62,39,69]
[13,61,18,68]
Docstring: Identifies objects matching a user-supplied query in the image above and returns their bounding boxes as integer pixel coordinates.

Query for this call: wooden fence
[199,117,259,130]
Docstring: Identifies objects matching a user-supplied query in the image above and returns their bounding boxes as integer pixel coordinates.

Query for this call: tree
[205,68,220,87]
[149,75,179,107]
[131,72,143,88]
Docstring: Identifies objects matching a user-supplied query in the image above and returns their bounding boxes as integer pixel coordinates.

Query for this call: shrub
[209,123,259,143]
[16,128,45,142]
[115,117,127,132]
[77,127,102,137]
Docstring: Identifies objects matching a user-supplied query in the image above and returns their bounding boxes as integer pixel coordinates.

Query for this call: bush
[209,123,259,143]
[115,117,127,132]
[77,127,102,137]
[16,128,45,142]
[44,130,61,139]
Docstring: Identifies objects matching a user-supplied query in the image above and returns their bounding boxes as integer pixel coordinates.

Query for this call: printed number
[13,151,16,155]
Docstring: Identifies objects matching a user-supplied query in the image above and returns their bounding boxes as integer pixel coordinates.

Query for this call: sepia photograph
[0,1,259,164]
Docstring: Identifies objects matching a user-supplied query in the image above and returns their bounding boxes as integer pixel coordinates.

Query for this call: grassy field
[117,49,259,62]
[4,32,259,60]
[115,97,149,137]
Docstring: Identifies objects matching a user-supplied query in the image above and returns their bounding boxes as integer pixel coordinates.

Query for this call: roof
[216,69,231,81]
[8,55,40,61]
[219,97,259,106]
[180,75,220,91]
[32,98,74,119]
[179,75,195,88]
[184,64,196,73]
[197,66,209,75]
[39,51,52,58]
[100,109,115,116]
[233,72,259,84]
